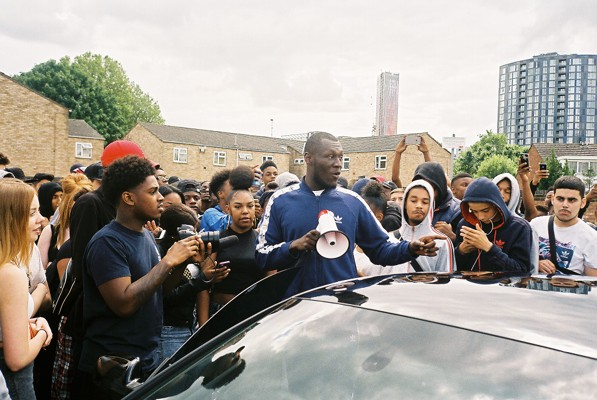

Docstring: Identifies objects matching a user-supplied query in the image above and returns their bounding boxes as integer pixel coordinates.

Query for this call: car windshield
[141,298,596,399]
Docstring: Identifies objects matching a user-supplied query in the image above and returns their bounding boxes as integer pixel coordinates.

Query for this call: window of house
[342,157,350,171]
[75,142,92,159]
[567,161,578,173]
[213,151,227,166]
[262,155,274,162]
[173,147,188,163]
[238,153,253,161]
[375,155,387,170]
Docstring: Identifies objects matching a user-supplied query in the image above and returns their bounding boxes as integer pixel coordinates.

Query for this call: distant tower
[375,72,400,136]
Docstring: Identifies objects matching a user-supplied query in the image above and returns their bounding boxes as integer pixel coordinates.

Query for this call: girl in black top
[198,188,276,326]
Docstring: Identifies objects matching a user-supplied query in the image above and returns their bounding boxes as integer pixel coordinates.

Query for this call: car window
[139,298,597,399]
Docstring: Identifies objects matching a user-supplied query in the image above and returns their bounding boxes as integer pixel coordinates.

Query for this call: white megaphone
[315,210,349,259]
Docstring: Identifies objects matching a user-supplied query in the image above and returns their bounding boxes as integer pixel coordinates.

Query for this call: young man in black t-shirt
[77,156,202,398]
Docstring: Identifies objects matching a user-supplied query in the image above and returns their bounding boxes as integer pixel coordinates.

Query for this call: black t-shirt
[79,221,162,374]
[213,228,262,295]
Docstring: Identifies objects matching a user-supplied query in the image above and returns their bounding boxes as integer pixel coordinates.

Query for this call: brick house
[0,72,104,176]
[336,133,451,186]
[125,123,304,182]
[126,124,451,186]
[529,143,597,186]
[1,68,451,184]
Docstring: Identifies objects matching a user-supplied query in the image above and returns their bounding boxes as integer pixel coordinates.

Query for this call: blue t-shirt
[79,221,162,374]
[200,204,230,232]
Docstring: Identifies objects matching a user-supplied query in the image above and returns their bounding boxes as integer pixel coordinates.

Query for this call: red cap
[101,140,145,167]
[370,175,386,182]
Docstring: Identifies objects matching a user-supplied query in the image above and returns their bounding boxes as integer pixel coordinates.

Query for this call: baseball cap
[70,163,85,173]
[382,181,398,191]
[84,162,103,181]
[5,167,25,180]
[101,140,145,167]
[26,172,55,184]
[177,180,200,193]
[275,172,300,188]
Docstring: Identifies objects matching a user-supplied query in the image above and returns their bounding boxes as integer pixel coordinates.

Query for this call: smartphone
[539,163,547,170]
[405,135,421,145]
[520,153,529,165]
[216,261,230,270]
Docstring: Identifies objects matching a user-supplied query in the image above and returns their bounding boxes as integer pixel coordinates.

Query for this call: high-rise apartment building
[498,53,597,145]
[375,72,399,136]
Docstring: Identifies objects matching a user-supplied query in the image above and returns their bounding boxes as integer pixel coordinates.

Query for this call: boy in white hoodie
[397,180,455,272]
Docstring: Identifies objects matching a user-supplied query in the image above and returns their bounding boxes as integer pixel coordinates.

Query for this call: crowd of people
[0,131,596,399]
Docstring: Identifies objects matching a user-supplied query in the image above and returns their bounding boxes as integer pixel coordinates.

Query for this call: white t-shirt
[20,244,47,293]
[530,216,597,274]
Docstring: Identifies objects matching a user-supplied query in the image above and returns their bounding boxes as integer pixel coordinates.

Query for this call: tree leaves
[13,52,164,143]
[453,131,527,177]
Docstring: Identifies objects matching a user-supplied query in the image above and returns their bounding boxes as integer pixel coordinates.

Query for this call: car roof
[296,274,597,359]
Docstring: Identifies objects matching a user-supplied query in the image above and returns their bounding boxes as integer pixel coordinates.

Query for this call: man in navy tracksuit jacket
[454,177,534,273]
[256,132,444,295]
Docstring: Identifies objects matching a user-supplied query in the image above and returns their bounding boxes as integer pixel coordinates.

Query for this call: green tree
[13,53,164,143]
[538,150,573,190]
[454,131,526,176]
[475,155,518,179]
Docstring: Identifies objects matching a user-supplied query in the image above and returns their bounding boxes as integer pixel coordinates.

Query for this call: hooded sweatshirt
[397,180,455,272]
[455,177,533,273]
[492,173,522,216]
[412,162,462,229]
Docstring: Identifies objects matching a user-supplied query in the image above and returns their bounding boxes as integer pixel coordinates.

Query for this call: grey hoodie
[397,180,455,272]
[492,173,522,216]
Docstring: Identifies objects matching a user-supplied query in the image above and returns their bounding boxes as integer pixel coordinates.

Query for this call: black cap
[168,176,180,185]
[382,181,398,191]
[178,180,200,193]
[84,162,103,181]
[5,167,25,180]
[27,172,55,183]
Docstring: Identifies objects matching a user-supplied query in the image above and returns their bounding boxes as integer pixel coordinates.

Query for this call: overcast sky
[2,0,597,146]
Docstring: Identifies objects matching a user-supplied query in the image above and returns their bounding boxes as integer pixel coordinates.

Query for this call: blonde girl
[0,179,53,399]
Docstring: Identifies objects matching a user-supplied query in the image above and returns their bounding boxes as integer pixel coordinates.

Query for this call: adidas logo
[495,239,505,248]
[334,215,343,224]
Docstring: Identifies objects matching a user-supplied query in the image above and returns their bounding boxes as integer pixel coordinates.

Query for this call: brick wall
[0,74,69,176]
[341,133,451,187]
[62,137,104,176]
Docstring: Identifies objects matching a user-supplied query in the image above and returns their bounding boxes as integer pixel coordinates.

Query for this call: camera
[177,224,239,252]
[539,163,547,170]
[177,224,196,240]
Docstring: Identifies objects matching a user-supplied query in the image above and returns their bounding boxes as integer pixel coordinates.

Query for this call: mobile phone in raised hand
[405,135,421,145]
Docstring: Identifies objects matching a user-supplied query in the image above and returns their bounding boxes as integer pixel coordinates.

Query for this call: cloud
[1,0,597,143]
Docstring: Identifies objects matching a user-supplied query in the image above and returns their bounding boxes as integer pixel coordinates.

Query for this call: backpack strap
[410,258,424,272]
